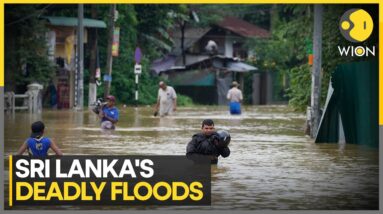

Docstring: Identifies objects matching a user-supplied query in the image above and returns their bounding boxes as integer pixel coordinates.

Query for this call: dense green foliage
[5,5,55,91]
[5,4,378,109]
[94,5,188,105]
[5,4,190,106]
[247,5,377,111]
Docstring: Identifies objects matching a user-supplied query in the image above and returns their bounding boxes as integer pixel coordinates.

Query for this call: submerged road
[4,105,379,209]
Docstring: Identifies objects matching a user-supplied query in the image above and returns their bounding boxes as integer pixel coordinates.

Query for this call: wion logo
[338,9,375,57]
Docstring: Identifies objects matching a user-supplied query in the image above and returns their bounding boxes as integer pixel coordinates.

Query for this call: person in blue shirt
[17,121,63,158]
[99,95,119,130]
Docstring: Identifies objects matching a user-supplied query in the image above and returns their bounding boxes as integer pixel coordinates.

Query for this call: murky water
[4,105,379,210]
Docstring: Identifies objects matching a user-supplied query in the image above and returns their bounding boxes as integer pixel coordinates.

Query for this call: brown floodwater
[3,105,379,210]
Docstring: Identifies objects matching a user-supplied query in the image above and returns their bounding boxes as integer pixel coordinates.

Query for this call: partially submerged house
[42,16,106,109]
[151,16,274,105]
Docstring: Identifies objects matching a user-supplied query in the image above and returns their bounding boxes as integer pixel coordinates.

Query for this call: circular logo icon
[339,9,373,43]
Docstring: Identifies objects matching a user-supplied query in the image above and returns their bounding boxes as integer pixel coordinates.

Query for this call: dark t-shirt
[186,132,230,164]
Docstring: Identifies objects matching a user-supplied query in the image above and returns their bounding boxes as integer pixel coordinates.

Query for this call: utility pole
[181,21,186,66]
[134,47,142,107]
[76,4,84,110]
[310,4,323,138]
[104,4,116,98]
[88,5,98,107]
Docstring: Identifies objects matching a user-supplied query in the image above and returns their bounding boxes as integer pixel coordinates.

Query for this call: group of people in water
[96,80,243,129]
[17,118,231,164]
[16,80,240,164]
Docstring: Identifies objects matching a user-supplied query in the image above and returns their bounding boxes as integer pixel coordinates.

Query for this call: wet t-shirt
[157,86,177,116]
[227,87,243,102]
[101,106,119,122]
[26,137,51,158]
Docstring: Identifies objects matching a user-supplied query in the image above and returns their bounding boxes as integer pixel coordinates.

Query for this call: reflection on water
[4,105,379,209]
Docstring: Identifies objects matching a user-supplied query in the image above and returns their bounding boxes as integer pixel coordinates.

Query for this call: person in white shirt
[154,81,177,117]
[227,81,243,115]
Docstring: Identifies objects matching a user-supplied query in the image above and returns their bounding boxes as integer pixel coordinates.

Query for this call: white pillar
[27,83,43,113]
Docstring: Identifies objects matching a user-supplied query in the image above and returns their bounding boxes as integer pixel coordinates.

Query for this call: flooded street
[4,105,379,210]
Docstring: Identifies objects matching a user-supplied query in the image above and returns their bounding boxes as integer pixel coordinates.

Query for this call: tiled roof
[216,16,270,38]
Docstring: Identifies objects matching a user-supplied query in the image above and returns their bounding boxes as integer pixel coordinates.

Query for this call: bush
[286,64,311,111]
[177,94,194,106]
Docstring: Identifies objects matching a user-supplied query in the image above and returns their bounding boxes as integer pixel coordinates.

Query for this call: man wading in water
[186,119,230,164]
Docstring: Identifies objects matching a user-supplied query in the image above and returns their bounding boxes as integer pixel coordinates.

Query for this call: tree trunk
[310,4,323,138]
[76,4,84,110]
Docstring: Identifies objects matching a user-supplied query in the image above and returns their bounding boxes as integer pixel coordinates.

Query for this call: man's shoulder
[42,137,51,141]
[25,137,33,143]
[26,137,50,143]
[192,133,205,140]
[168,86,176,91]
[111,107,119,115]
[41,137,52,145]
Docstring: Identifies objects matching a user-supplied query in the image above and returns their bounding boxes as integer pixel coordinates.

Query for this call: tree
[247,5,377,111]
[5,5,55,92]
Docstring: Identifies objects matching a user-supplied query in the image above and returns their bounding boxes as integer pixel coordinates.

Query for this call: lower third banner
[8,155,211,207]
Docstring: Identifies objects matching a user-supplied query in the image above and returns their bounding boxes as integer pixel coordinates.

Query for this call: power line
[5,4,52,26]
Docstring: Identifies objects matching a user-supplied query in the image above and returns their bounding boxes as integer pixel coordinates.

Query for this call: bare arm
[16,142,28,155]
[98,109,104,119]
[98,107,117,123]
[104,115,118,124]
[50,140,63,156]
[155,98,160,110]
[173,98,177,111]
[172,88,177,111]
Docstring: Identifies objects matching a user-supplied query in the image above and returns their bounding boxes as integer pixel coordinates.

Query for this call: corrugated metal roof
[41,16,107,28]
[151,54,257,74]
[150,54,179,74]
[151,54,211,75]
[216,16,270,38]
[227,61,258,72]
[212,57,258,72]
[171,27,211,55]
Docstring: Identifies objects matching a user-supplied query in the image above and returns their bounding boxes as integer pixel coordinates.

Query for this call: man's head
[31,121,45,138]
[201,119,215,136]
[106,95,116,107]
[231,81,239,88]
[159,81,167,90]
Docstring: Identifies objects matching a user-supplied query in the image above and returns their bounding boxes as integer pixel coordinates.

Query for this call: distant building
[5,16,106,109]
[151,16,282,105]
[42,16,106,109]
